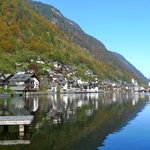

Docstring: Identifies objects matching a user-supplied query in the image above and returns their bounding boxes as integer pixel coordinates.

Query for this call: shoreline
[0,90,144,97]
[0,90,105,97]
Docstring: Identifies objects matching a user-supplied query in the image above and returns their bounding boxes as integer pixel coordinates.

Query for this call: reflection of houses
[132,94,139,106]
[47,95,63,124]
[85,109,93,116]
[0,99,10,116]
[0,96,39,116]
[61,94,68,109]
[39,93,101,125]
[29,97,39,112]
[8,97,30,115]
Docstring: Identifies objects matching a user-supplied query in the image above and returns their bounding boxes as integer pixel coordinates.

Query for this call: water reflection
[0,92,148,149]
[0,132,33,145]
[41,93,100,125]
[0,96,39,116]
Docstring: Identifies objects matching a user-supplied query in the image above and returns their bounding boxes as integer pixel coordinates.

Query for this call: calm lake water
[0,92,150,150]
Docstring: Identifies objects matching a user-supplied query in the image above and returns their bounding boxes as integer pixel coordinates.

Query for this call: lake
[0,92,150,150]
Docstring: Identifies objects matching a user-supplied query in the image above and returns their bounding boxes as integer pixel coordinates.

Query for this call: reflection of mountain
[68,94,147,150]
[41,93,143,125]
[32,93,147,150]
[39,94,141,127]
[0,93,147,149]
[0,99,11,116]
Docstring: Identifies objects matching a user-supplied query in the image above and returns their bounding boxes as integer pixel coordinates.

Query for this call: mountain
[30,1,112,61]
[0,0,146,84]
[29,1,148,83]
[111,52,148,83]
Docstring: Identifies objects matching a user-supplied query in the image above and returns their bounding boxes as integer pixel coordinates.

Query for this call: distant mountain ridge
[111,51,148,83]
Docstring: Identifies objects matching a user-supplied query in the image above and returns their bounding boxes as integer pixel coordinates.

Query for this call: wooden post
[19,125,25,139]
[19,125,24,132]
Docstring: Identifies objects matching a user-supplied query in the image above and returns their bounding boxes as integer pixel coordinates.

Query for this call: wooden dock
[0,116,34,132]
[0,116,34,125]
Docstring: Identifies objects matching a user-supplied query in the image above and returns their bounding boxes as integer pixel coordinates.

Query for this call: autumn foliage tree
[27,63,41,78]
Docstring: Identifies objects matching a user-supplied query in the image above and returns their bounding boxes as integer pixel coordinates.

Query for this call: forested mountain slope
[29,1,147,84]
[0,0,145,84]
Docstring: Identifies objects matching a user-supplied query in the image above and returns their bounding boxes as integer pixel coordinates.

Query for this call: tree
[1,40,14,53]
[27,63,41,78]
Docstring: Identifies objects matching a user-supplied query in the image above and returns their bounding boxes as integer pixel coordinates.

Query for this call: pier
[0,116,34,145]
[0,116,34,132]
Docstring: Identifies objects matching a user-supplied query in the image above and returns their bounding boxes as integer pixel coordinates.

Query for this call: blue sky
[36,0,150,78]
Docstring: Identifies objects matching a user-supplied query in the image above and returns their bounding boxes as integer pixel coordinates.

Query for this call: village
[0,60,149,96]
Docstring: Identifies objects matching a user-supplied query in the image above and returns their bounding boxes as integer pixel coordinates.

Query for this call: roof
[59,80,68,85]
[9,74,38,82]
[91,83,99,87]
[50,82,57,87]
[9,86,27,91]
[82,82,90,86]
[4,74,12,78]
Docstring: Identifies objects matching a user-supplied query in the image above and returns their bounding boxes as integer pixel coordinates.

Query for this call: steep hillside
[111,52,148,83]
[0,0,145,83]
[29,1,146,83]
[30,1,115,61]
[0,0,95,72]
